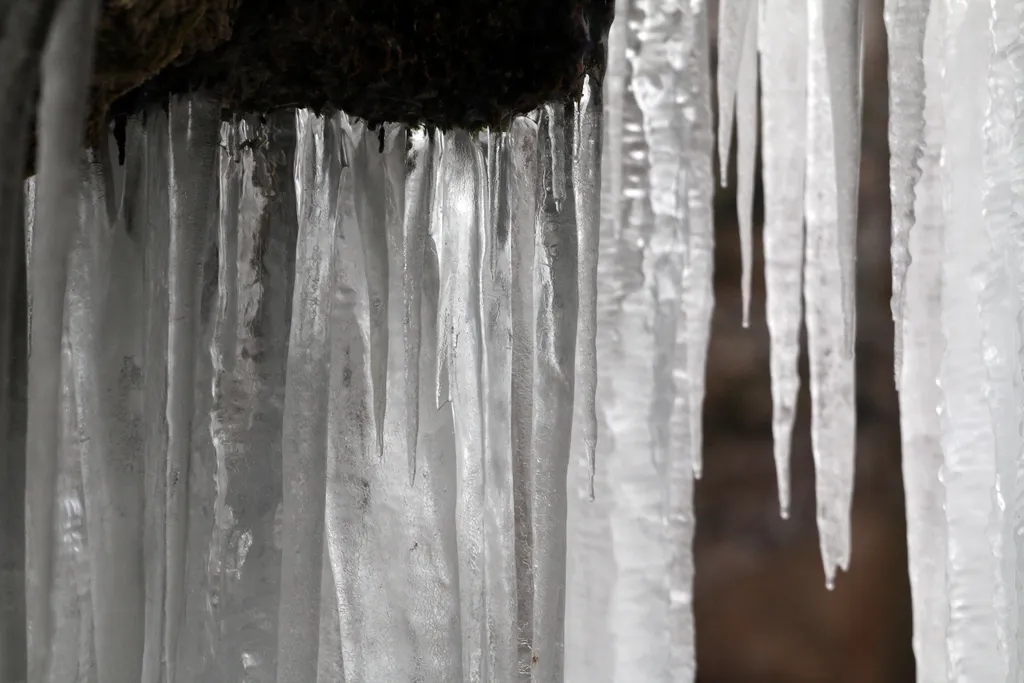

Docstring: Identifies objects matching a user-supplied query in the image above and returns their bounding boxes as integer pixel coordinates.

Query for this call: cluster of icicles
[3,0,1024,680]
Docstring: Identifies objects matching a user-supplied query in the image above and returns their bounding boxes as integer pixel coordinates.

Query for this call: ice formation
[4,0,1024,680]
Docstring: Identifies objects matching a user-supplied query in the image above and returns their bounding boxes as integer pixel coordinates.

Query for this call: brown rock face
[694,1,914,681]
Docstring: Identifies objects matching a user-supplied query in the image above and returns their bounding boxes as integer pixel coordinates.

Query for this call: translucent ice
[758,0,807,519]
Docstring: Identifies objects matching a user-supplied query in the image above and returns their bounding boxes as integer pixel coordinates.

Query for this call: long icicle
[805,0,857,584]
[884,0,929,380]
[572,75,602,501]
[400,129,435,483]
[25,1,101,680]
[530,103,579,683]
[681,0,716,480]
[759,0,807,519]
[277,111,334,683]
[898,3,948,679]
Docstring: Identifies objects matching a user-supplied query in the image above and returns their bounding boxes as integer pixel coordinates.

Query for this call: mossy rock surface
[94,0,612,136]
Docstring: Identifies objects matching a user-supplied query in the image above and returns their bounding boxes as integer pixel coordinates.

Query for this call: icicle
[938,1,1004,680]
[572,75,602,500]
[820,0,864,356]
[506,117,539,676]
[805,0,856,584]
[26,1,102,680]
[400,129,435,483]
[980,0,1024,676]
[434,132,455,411]
[530,104,578,683]
[277,111,334,683]
[348,124,392,453]
[884,0,929,380]
[716,0,756,184]
[205,115,293,682]
[717,0,758,326]
[481,130,520,682]
[898,3,948,679]
[138,108,172,683]
[162,96,220,683]
[758,0,807,520]
[681,0,716,480]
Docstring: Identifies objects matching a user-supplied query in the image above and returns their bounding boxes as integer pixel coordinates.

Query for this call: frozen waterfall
[3,0,1024,680]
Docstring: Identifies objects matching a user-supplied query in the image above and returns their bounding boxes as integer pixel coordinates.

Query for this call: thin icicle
[572,75,602,500]
[530,103,578,683]
[884,0,929,380]
[434,133,455,411]
[277,111,334,683]
[681,0,715,481]
[735,6,758,328]
[400,129,435,483]
[821,0,864,356]
[717,0,758,326]
[898,4,948,679]
[716,0,757,184]
[25,2,101,679]
[758,0,807,519]
[806,0,856,584]
[506,118,539,677]
[349,123,391,453]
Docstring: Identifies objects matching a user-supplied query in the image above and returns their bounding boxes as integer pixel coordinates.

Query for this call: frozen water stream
[3,0,1024,680]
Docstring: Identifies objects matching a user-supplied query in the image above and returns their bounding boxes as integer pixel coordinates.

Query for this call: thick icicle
[716,0,759,327]
[530,104,578,683]
[897,2,949,679]
[481,131,520,681]
[441,131,490,680]
[277,111,334,683]
[938,1,1004,680]
[572,75,602,500]
[805,0,856,583]
[205,116,294,682]
[163,96,220,683]
[25,1,101,680]
[758,0,807,519]
[821,0,864,355]
[884,0,929,379]
[350,123,392,452]
[681,0,716,480]
[506,118,539,676]
[980,0,1024,675]
[400,129,435,483]
[432,132,452,411]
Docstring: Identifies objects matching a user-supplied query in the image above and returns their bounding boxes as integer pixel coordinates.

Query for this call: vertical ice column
[26,2,102,679]
[897,2,949,680]
[758,0,808,519]
[205,115,295,683]
[277,111,335,683]
[980,0,1024,675]
[716,0,759,327]
[804,0,857,584]
[937,1,1004,681]
[529,104,579,683]
[884,0,929,378]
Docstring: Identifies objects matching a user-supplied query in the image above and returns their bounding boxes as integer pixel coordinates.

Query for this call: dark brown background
[695,1,914,681]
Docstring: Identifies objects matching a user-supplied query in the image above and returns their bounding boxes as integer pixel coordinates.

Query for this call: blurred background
[695,0,914,681]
